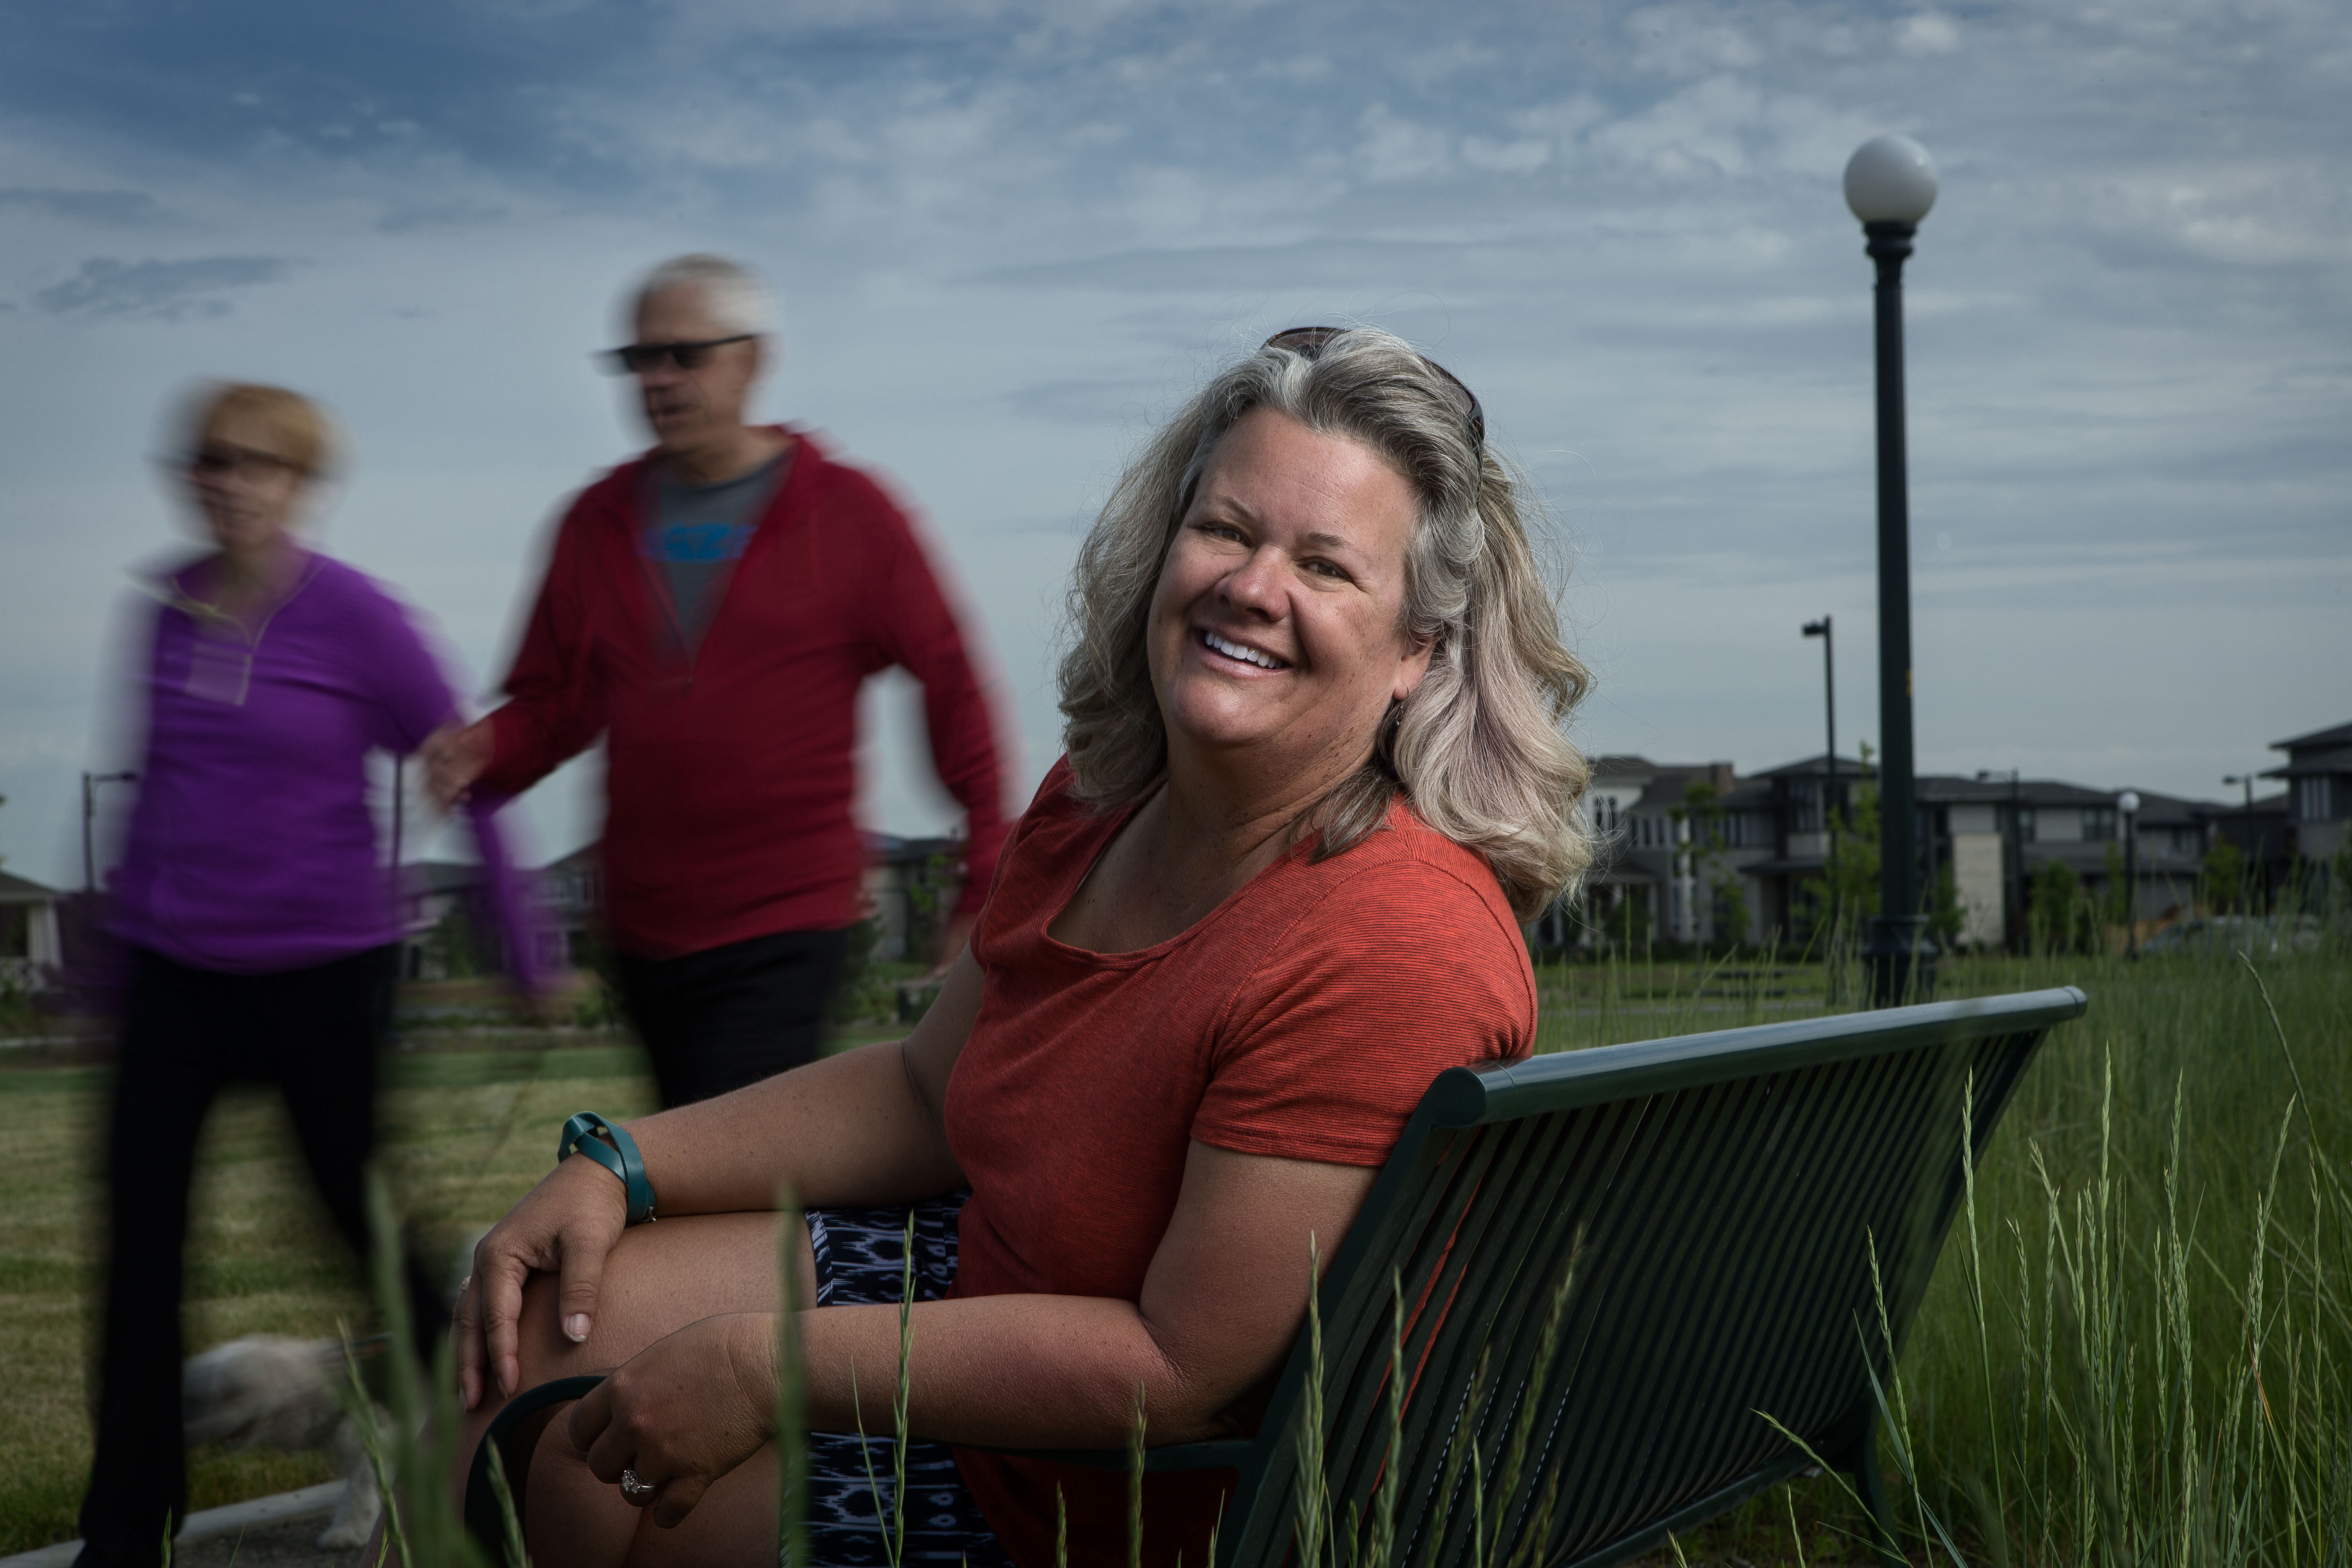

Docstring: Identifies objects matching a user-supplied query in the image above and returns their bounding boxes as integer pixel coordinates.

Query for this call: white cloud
[1590,75,1765,179]
[1461,136,1552,175]
[1356,105,1454,183]
[1897,12,1962,56]
[1622,5,1764,78]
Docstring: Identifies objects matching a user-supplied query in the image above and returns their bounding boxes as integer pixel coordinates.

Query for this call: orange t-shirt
[945,760,1536,1568]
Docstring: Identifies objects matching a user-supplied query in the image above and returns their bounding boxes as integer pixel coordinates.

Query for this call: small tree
[1927,862,1965,950]
[1825,747,1882,925]
[1712,880,1753,954]
[2333,841,2352,937]
[1607,885,1652,953]
[2029,859,2092,955]
[902,850,961,965]
[2200,838,2247,914]
[425,905,481,979]
[1672,781,1749,954]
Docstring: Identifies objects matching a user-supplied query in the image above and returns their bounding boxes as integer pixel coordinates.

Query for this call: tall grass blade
[775,1184,810,1568]
[1129,1382,1147,1568]
[483,1437,529,1568]
[1296,1235,1328,1568]
[352,1166,490,1568]
[894,1211,917,1568]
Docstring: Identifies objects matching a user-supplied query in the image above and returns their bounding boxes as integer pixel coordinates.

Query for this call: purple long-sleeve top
[111,550,539,982]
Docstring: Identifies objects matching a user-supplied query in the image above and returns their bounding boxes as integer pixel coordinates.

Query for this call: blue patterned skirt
[796,1191,1016,1568]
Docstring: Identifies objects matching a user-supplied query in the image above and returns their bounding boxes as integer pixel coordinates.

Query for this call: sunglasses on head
[600,335,756,375]
[1262,326,1485,456]
[183,443,302,480]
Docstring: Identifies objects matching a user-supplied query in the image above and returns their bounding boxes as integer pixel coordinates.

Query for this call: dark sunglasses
[1262,326,1485,456]
[599,335,756,375]
[182,443,303,479]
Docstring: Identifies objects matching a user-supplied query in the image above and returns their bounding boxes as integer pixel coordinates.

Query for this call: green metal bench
[469,986,2086,1566]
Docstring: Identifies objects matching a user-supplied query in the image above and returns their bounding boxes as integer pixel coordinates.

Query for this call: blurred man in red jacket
[428,255,1008,1107]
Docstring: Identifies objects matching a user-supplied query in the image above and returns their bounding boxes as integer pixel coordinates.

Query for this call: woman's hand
[456,1154,630,1409]
[421,717,494,809]
[568,1312,780,1529]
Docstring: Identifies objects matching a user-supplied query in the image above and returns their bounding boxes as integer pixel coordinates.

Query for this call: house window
[1592,796,1621,834]
[2299,776,2337,823]
[2017,808,2037,843]
[1791,781,1821,835]
[2083,807,2117,842]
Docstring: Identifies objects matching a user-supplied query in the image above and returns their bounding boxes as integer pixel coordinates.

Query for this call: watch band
[557,1112,657,1225]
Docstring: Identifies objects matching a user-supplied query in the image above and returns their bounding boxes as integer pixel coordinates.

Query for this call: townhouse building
[2267,720,2352,871]
[1546,717,2352,954]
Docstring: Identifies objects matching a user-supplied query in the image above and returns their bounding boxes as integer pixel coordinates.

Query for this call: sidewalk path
[0,1483,354,1568]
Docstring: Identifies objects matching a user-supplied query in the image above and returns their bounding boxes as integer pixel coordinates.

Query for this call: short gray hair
[1057,327,1593,920]
[631,254,779,337]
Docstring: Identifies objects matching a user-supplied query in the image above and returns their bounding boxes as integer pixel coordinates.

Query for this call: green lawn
[1,951,2345,1563]
[0,1016,911,1557]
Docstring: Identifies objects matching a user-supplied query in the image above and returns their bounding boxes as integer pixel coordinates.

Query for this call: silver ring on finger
[619,1467,656,1501]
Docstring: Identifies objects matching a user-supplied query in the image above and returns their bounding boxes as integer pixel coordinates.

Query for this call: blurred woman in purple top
[78,383,535,1568]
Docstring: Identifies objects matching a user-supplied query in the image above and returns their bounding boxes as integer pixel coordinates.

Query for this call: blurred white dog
[182,1335,388,1549]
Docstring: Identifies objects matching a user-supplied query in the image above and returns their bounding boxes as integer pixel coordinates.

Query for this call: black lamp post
[1846,132,1940,1007]
[82,769,139,892]
[1802,617,1838,943]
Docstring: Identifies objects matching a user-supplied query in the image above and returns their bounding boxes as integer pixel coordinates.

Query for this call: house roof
[2262,745,2352,779]
[2108,789,2212,826]
[0,867,60,902]
[1585,755,1663,781]
[1748,753,1870,781]
[2273,720,2352,752]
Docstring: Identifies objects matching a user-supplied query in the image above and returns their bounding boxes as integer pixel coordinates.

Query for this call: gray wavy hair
[1056,327,1592,919]
[630,253,779,337]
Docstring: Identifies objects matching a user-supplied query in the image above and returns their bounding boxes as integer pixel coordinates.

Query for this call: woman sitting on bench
[452,326,1593,1568]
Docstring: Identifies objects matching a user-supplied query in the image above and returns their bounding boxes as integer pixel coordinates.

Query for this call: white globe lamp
[1844,134,1939,226]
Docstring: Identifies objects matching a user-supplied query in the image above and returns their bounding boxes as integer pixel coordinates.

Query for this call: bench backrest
[1213,987,2087,1568]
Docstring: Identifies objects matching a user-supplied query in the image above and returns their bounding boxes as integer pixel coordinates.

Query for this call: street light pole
[1846,133,1940,1006]
[1802,618,1837,946]
[2220,774,2261,911]
[82,770,139,892]
[2118,789,2141,960]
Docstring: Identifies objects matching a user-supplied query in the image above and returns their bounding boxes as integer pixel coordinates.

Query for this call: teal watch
[558,1112,657,1225]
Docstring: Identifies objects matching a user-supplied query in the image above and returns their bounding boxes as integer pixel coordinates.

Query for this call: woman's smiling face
[1147,407,1432,776]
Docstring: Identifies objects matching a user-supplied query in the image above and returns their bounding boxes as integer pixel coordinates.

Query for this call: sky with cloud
[1,0,2345,887]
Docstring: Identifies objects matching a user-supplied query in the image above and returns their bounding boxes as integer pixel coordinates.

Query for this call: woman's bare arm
[458,946,983,1407]
[638,1138,1370,1449]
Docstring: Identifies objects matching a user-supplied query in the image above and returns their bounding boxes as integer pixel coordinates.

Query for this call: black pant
[614,927,849,1107]
[77,943,445,1568]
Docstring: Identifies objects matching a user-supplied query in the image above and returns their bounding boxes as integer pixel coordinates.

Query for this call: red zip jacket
[478,430,1009,959]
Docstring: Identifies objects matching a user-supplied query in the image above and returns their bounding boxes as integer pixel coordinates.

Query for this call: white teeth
[1204,630,1282,670]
